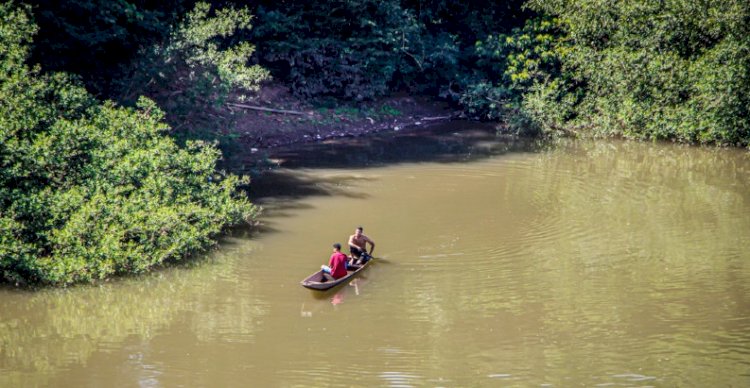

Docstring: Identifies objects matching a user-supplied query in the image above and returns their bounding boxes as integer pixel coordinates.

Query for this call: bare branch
[226,102,310,115]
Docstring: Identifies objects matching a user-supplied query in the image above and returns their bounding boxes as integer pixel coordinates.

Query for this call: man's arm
[347,234,356,248]
[366,236,375,255]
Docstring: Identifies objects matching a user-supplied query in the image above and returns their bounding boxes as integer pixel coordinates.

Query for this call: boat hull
[300,259,372,290]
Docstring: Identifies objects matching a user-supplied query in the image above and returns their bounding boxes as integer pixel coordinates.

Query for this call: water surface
[2,123,749,386]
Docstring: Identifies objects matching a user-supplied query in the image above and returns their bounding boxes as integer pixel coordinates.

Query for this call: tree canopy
[1,2,258,286]
[21,0,750,146]
[462,0,750,144]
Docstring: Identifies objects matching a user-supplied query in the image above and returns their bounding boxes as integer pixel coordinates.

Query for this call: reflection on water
[0,240,268,387]
[2,122,749,386]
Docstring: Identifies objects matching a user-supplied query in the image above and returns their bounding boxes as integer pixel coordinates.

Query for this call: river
[2,122,749,386]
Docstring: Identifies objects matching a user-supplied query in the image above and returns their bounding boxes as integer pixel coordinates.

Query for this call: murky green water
[2,123,750,386]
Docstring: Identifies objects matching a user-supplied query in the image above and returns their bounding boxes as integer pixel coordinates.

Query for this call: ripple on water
[379,371,422,388]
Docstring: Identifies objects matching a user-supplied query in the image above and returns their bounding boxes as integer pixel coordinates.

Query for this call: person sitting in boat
[321,243,349,281]
[348,226,375,265]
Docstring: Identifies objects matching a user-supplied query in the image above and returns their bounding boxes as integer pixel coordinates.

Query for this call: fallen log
[227,102,309,115]
[419,113,458,121]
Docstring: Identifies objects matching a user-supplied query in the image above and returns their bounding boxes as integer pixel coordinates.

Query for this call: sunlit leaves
[461,16,573,134]
[123,2,269,134]
[0,3,257,286]
[528,0,750,145]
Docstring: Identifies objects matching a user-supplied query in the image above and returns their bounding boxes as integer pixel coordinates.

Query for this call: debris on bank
[229,84,460,150]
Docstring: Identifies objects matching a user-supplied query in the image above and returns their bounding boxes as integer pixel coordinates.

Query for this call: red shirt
[328,252,348,279]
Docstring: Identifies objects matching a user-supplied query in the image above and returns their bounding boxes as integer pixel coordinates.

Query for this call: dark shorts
[349,246,364,257]
[349,246,370,263]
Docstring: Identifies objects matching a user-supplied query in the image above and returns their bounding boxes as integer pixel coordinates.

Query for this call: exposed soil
[229,83,461,151]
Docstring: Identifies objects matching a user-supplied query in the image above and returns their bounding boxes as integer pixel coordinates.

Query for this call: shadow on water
[248,172,373,202]
[242,121,544,201]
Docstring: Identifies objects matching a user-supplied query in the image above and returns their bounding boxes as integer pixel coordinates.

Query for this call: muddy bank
[229,85,461,150]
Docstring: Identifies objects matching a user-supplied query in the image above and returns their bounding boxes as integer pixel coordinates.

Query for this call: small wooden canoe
[300,258,372,290]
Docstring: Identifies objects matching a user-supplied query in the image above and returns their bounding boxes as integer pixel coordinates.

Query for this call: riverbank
[228,84,461,151]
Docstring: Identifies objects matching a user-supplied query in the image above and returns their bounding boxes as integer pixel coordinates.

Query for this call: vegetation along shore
[2,0,748,286]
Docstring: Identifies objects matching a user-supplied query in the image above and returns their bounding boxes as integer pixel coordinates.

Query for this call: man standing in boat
[348,226,375,265]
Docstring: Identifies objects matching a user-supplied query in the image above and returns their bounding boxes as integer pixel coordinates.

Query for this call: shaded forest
[27,0,750,144]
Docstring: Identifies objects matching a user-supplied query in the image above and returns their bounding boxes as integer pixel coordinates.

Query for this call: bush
[526,0,750,145]
[460,16,577,136]
[0,2,257,286]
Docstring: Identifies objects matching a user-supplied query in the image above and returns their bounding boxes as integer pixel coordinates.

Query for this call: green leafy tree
[120,2,269,138]
[526,0,750,145]
[460,16,577,135]
[0,1,257,286]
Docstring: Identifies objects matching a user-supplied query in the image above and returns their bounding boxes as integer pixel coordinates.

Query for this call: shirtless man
[348,226,375,265]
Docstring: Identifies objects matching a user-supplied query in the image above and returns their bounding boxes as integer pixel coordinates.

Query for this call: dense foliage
[251,0,424,100]
[522,0,750,145]
[29,0,188,99]
[121,2,269,139]
[243,0,529,100]
[0,2,257,286]
[25,0,750,146]
[460,16,574,135]
[249,0,749,145]
[29,1,269,142]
